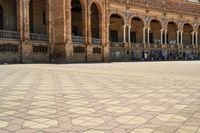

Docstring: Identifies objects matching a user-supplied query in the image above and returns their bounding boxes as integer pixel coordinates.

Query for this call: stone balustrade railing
[92,38,102,44]
[30,33,48,41]
[0,30,19,40]
[110,42,125,47]
[72,36,84,44]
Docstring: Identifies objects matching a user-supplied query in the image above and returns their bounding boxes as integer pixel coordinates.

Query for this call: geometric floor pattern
[0,61,200,133]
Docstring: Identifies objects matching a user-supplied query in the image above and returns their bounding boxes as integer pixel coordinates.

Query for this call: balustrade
[92,38,101,44]
[30,33,48,41]
[72,36,84,44]
[110,42,125,47]
[0,30,19,40]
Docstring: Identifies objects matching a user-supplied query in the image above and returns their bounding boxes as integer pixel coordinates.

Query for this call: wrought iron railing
[0,30,19,39]
[72,36,84,44]
[30,33,48,41]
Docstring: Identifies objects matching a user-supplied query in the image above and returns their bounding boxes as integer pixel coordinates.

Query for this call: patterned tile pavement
[0,61,200,133]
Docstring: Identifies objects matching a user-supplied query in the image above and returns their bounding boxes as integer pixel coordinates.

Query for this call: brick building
[0,0,200,63]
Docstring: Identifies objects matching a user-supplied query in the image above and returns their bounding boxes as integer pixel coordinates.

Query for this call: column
[165,29,167,44]
[128,25,131,43]
[177,30,180,45]
[65,1,72,43]
[17,0,23,41]
[180,31,183,45]
[107,23,110,42]
[65,0,72,57]
[147,28,150,44]
[87,9,91,44]
[123,25,126,43]
[23,0,30,41]
[160,29,163,44]
[46,0,52,43]
[143,27,146,44]
[196,32,198,46]
[192,32,194,46]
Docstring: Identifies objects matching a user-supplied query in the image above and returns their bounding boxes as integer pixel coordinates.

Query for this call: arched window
[0,4,3,30]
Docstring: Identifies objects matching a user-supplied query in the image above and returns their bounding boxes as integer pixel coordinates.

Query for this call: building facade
[0,0,200,63]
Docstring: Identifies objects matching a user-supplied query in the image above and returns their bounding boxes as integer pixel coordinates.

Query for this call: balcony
[30,33,48,41]
[0,30,19,40]
[92,38,101,45]
[72,36,84,44]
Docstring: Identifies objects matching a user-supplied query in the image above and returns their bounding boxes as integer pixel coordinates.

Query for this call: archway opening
[167,22,177,45]
[109,14,124,42]
[29,0,46,34]
[130,17,143,43]
[0,0,17,31]
[150,20,161,44]
[183,23,193,45]
[71,0,83,37]
[91,3,100,39]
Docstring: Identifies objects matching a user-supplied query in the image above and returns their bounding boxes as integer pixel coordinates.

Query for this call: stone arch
[181,22,194,31]
[166,20,179,29]
[89,0,103,16]
[149,19,162,44]
[148,18,162,27]
[128,15,144,26]
[109,11,125,25]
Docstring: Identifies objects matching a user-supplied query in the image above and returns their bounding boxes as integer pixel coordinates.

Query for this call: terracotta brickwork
[0,0,200,63]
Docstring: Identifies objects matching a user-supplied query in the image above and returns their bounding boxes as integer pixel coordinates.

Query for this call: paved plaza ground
[0,61,200,133]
